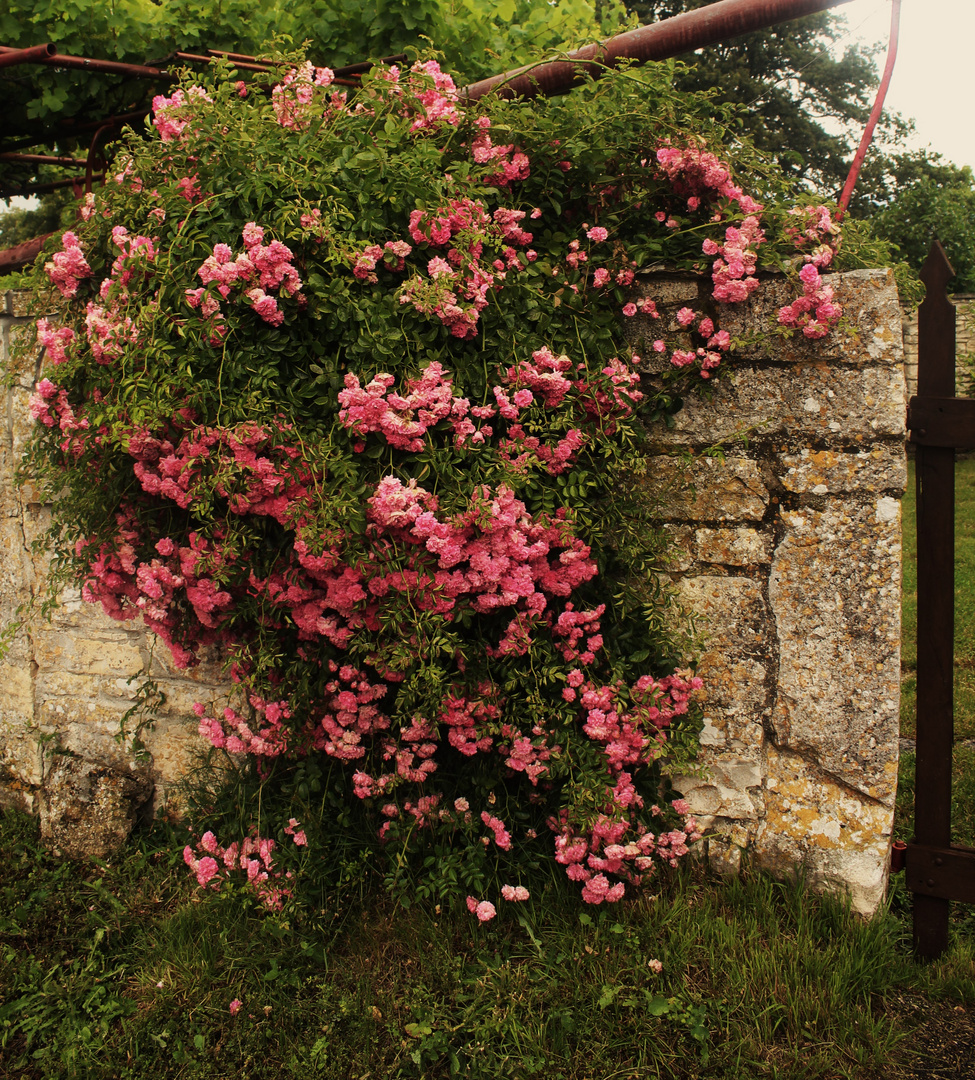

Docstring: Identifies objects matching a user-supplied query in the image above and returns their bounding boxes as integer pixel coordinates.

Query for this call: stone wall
[0,290,231,857]
[0,271,907,906]
[631,268,905,915]
[901,293,975,398]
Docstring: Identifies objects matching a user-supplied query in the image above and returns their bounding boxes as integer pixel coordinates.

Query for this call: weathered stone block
[646,456,769,523]
[674,575,771,746]
[646,362,906,448]
[777,445,907,496]
[769,498,901,802]
[662,525,773,572]
[675,751,764,820]
[39,755,152,859]
[6,290,35,319]
[33,626,145,679]
[717,268,904,367]
[754,743,894,915]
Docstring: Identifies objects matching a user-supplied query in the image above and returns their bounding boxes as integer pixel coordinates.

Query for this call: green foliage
[852,151,975,292]
[625,0,902,192]
[0,0,632,193]
[15,47,898,913]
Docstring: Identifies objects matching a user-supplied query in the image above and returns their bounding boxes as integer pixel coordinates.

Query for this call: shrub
[20,52,846,916]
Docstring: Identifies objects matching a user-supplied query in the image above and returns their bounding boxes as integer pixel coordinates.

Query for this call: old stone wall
[0,290,231,857]
[0,271,907,904]
[631,268,905,915]
[901,293,975,398]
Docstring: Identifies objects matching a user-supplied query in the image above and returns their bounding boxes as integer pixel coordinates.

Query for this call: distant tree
[850,151,975,292]
[625,0,904,194]
[0,191,72,250]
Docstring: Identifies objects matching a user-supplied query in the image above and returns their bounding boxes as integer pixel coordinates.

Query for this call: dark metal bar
[0,43,56,69]
[462,0,856,101]
[907,395,975,449]
[906,843,975,905]
[0,152,87,166]
[912,239,957,960]
[0,233,52,272]
[836,0,900,216]
[51,108,151,135]
[0,172,103,196]
[0,44,177,82]
[333,54,407,76]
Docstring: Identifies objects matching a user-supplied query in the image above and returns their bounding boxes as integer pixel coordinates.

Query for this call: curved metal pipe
[463,0,856,101]
[836,0,901,217]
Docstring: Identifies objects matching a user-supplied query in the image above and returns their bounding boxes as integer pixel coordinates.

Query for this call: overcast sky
[835,0,975,170]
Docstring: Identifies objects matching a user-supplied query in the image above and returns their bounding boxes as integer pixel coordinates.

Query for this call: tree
[849,150,975,292]
[625,0,903,195]
[0,0,631,174]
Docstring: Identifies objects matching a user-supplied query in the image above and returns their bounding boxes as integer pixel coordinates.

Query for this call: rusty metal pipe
[1,173,103,197]
[0,233,53,273]
[836,0,900,217]
[0,43,57,69]
[0,152,87,166]
[463,0,856,101]
[0,44,176,81]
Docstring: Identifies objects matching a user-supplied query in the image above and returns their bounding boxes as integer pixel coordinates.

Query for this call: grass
[0,807,972,1080]
[900,456,975,743]
[897,456,975,854]
[1,456,973,1080]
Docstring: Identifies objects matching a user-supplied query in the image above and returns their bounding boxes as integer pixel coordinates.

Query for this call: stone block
[39,755,152,859]
[646,361,906,448]
[674,751,764,819]
[646,456,769,523]
[753,743,894,915]
[6,291,35,319]
[717,268,903,367]
[662,525,772,571]
[777,445,908,496]
[769,499,901,802]
[33,625,145,679]
[674,575,771,746]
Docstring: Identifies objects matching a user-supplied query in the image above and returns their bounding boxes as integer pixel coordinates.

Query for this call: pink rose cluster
[43,231,92,299]
[777,262,843,339]
[184,828,303,911]
[387,198,535,339]
[550,671,703,902]
[786,203,840,268]
[655,141,763,217]
[151,86,213,142]
[471,116,531,187]
[667,306,732,379]
[271,61,337,131]
[339,347,640,471]
[189,221,303,329]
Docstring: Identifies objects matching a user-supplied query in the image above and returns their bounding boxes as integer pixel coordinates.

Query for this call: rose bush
[22,52,848,916]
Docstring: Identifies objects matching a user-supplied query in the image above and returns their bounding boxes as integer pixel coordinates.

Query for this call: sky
[834,0,975,170]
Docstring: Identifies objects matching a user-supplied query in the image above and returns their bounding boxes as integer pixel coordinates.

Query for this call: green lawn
[900,455,975,743]
[0,805,972,1080]
[897,456,975,852]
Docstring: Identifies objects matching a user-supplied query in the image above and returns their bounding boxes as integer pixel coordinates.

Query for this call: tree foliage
[0,0,630,156]
[851,150,975,293]
[625,0,903,194]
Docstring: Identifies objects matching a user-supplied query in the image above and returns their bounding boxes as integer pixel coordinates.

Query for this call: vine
[19,52,850,918]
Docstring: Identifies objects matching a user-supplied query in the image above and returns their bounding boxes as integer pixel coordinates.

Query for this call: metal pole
[837,0,901,216]
[463,0,857,101]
